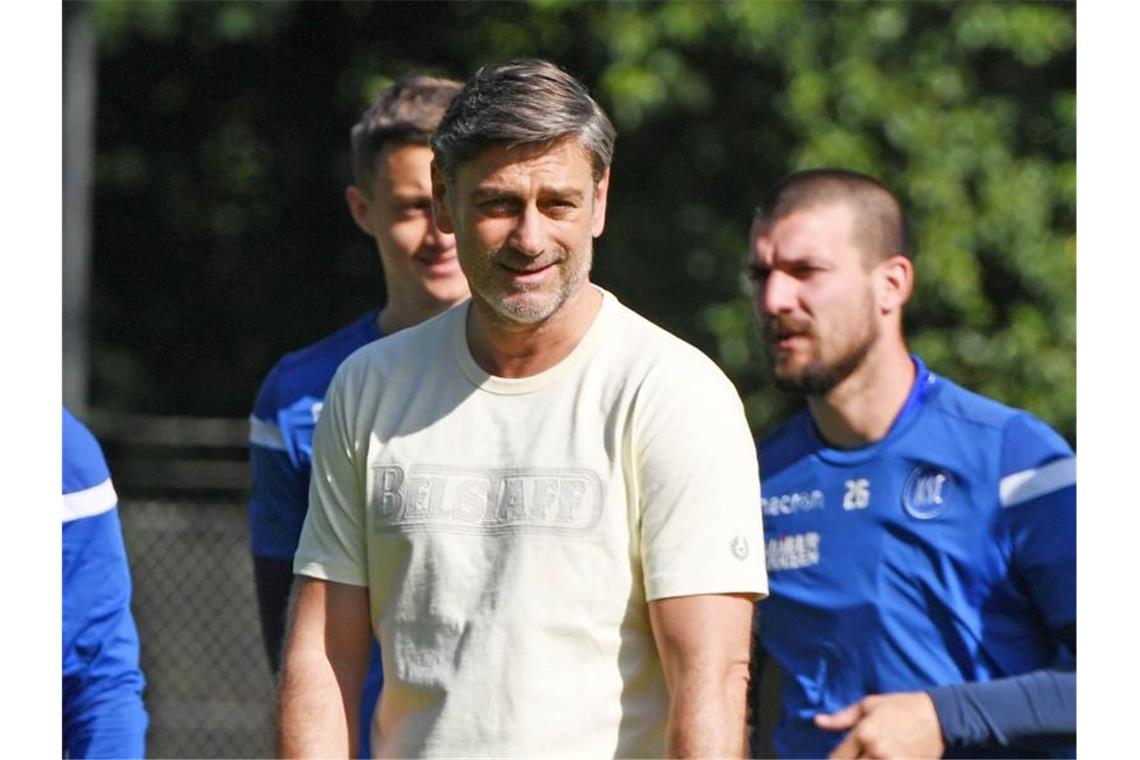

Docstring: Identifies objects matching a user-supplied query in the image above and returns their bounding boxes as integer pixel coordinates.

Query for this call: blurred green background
[73,0,1076,443]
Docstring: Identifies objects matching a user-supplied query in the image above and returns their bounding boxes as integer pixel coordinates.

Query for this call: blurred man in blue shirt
[747,169,1075,758]
[63,408,148,758]
[247,74,468,758]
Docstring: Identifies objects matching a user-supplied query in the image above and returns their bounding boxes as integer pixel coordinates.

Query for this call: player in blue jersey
[63,408,148,758]
[248,75,468,757]
[745,169,1075,758]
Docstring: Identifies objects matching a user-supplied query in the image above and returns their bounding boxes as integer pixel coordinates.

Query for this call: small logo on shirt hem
[730,535,749,560]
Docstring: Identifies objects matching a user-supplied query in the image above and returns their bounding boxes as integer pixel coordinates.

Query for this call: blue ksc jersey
[63,408,148,759]
[249,311,383,559]
[757,357,1075,759]
[249,311,383,754]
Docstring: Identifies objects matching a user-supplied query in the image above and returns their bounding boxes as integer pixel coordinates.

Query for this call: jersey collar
[806,354,937,466]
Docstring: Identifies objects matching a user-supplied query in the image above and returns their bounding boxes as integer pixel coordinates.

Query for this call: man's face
[748,202,880,396]
[350,144,469,308]
[434,137,608,325]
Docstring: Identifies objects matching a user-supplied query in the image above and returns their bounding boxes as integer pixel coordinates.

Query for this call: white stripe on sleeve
[999,456,1076,508]
[62,478,118,523]
[249,415,286,451]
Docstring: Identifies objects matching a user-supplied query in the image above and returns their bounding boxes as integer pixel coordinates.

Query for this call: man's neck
[807,342,915,449]
[466,283,602,378]
[377,293,455,336]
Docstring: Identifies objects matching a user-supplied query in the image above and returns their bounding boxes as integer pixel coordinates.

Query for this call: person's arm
[814,691,944,759]
[746,628,764,756]
[928,662,1076,751]
[631,355,767,756]
[253,555,296,672]
[248,370,314,672]
[816,665,1076,760]
[818,418,1077,759]
[277,355,375,757]
[926,430,1077,754]
[63,410,149,759]
[63,508,150,759]
[277,576,372,758]
[747,611,779,760]
[249,420,309,673]
[649,593,755,758]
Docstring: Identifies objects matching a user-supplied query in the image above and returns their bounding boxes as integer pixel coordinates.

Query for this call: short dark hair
[350,75,463,189]
[431,59,616,183]
[753,168,911,262]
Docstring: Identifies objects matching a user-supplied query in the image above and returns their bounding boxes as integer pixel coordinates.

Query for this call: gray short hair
[431,59,616,183]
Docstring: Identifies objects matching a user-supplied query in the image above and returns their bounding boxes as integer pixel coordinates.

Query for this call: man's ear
[590,168,610,238]
[431,163,455,234]
[876,254,914,315]
[345,185,373,236]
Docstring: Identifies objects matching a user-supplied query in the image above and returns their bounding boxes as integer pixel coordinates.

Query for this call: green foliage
[589,0,1076,442]
[85,0,1075,444]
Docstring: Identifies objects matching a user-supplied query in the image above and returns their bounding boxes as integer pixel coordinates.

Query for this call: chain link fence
[94,411,276,758]
[120,496,275,758]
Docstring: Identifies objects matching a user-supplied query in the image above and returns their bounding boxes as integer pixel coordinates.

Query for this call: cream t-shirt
[295,287,767,758]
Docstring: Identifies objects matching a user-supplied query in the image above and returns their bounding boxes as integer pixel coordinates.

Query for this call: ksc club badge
[902,465,953,520]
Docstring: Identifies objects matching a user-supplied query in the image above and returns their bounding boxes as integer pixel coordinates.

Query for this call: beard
[474,243,592,325]
[763,313,878,397]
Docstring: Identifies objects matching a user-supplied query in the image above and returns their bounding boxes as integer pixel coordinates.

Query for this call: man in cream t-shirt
[278,59,768,759]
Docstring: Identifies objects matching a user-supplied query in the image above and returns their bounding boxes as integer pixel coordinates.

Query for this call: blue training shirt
[756,356,1076,758]
[249,311,383,756]
[63,408,148,759]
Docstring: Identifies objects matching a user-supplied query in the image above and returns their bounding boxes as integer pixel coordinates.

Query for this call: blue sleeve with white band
[248,360,317,560]
[1000,415,1077,635]
[930,414,1076,753]
[246,312,384,757]
[249,312,381,560]
[63,409,148,759]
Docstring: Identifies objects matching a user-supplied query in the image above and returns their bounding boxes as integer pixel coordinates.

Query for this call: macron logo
[762,489,824,516]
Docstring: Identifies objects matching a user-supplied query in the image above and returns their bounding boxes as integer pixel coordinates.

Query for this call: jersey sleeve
[929,667,1075,753]
[63,510,150,759]
[293,366,370,586]
[929,413,1076,752]
[998,414,1076,635]
[62,412,148,759]
[633,353,768,602]
[248,364,313,560]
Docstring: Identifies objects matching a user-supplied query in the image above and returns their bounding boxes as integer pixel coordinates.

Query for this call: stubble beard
[476,244,593,326]
[765,310,879,398]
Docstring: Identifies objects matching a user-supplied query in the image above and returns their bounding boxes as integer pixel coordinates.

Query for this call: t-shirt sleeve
[293,367,369,586]
[634,352,768,602]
